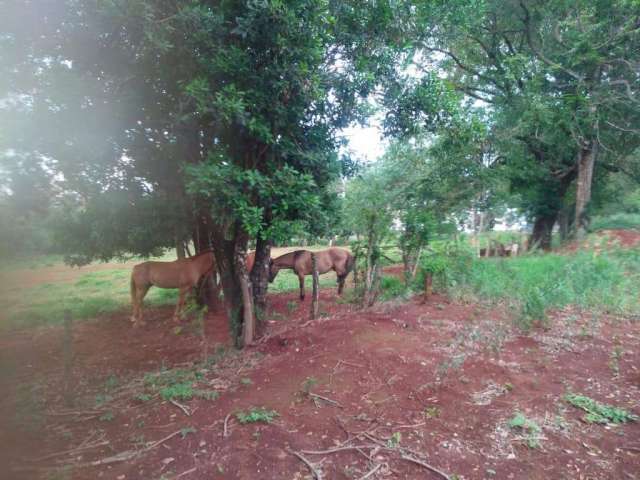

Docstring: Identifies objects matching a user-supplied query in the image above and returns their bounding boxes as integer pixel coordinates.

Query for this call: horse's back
[133,260,190,289]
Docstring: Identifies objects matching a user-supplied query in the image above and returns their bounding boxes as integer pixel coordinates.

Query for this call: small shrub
[379,276,406,300]
[508,412,542,449]
[236,407,279,424]
[99,411,115,422]
[160,383,193,401]
[565,393,637,424]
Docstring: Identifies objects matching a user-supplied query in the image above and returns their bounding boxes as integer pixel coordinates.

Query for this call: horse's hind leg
[298,272,305,301]
[173,286,190,322]
[337,274,346,295]
[133,284,151,327]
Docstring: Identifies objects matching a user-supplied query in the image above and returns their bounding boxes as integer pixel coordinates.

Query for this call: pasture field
[0,246,345,330]
[1,233,639,480]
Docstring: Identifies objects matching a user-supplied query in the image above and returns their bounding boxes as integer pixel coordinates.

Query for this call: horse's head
[268,259,279,283]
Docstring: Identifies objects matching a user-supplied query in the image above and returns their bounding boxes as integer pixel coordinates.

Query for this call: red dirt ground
[1,285,639,480]
[562,229,640,253]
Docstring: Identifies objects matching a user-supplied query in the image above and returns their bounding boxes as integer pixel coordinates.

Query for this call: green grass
[269,269,340,293]
[449,248,640,329]
[565,393,637,424]
[590,213,640,232]
[0,246,347,330]
[236,407,279,424]
[2,268,179,329]
[508,412,542,449]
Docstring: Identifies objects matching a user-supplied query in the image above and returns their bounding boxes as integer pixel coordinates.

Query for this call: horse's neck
[275,252,297,268]
[193,253,214,273]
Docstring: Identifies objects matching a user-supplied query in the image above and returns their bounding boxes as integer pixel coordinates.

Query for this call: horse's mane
[189,249,214,260]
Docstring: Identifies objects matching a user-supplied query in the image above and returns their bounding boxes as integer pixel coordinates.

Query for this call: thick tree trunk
[210,226,255,348]
[250,235,271,326]
[575,141,598,238]
[529,213,557,251]
[176,237,186,259]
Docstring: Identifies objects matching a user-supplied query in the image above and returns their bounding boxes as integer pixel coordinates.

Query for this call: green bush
[447,249,640,329]
[590,213,640,232]
[379,275,407,300]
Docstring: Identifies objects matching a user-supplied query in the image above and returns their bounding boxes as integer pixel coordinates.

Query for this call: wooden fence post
[63,310,74,407]
[310,253,319,319]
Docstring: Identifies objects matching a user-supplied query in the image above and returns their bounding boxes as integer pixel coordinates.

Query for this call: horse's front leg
[298,272,305,301]
[173,287,189,323]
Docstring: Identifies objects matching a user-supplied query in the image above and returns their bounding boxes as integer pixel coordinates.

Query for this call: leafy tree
[407,0,640,243]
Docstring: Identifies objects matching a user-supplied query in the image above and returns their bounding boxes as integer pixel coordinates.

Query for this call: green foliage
[236,407,279,424]
[301,377,318,394]
[180,427,196,439]
[160,383,194,401]
[379,276,407,301]
[590,213,640,232]
[99,411,115,422]
[414,241,475,292]
[508,412,542,449]
[565,394,637,424]
[448,249,640,329]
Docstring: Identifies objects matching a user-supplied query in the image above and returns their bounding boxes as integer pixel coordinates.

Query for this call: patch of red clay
[562,228,640,253]
[1,287,639,480]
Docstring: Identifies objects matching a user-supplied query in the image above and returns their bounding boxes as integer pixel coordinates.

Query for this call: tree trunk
[250,235,271,327]
[423,273,433,303]
[176,237,186,259]
[210,225,255,348]
[575,141,598,238]
[529,213,557,251]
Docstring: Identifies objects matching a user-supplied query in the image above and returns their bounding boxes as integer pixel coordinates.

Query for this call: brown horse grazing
[130,251,215,327]
[268,248,354,300]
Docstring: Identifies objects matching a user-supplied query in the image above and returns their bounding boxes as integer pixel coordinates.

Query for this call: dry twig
[287,448,324,480]
[169,399,192,416]
[309,392,343,408]
[223,414,232,438]
[401,454,451,480]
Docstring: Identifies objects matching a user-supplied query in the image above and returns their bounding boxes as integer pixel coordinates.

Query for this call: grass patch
[565,393,637,424]
[449,248,640,329]
[590,213,640,232]
[379,275,408,301]
[236,407,279,424]
[143,366,218,402]
[508,412,543,449]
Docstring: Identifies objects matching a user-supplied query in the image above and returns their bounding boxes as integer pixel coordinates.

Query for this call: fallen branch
[30,440,110,462]
[175,466,197,478]
[358,463,382,480]
[287,448,324,480]
[87,429,183,467]
[401,454,450,480]
[170,399,191,416]
[300,445,378,455]
[223,414,232,438]
[309,392,343,408]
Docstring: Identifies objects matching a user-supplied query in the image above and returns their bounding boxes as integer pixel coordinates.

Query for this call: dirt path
[1,288,639,480]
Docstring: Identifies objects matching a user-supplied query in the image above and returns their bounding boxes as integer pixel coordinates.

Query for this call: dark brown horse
[268,248,354,300]
[130,250,215,327]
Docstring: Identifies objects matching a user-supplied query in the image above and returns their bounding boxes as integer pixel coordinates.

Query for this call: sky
[342,123,386,163]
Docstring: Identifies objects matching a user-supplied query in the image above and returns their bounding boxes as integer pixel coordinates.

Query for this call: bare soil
[562,229,640,253]
[1,283,639,480]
